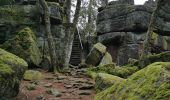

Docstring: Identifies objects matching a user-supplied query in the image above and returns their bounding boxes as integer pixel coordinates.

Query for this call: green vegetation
[95,73,125,92]
[0,6,34,25]
[94,62,170,100]
[87,64,138,78]
[138,52,170,68]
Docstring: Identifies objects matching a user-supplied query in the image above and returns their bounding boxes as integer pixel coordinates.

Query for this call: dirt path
[14,68,95,100]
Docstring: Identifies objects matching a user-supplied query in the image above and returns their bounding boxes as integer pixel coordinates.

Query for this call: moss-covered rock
[94,62,170,100]
[95,73,125,92]
[24,70,42,81]
[0,48,28,99]
[85,43,106,66]
[99,52,113,66]
[138,52,170,68]
[2,27,42,67]
[88,64,138,78]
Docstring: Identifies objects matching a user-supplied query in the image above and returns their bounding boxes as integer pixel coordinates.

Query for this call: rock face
[2,27,42,67]
[97,0,170,65]
[94,62,170,100]
[0,48,28,99]
[0,1,70,67]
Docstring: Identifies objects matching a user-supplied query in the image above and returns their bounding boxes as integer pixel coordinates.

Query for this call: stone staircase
[69,32,82,66]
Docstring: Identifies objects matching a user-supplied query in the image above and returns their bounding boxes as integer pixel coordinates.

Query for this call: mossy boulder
[99,52,113,66]
[94,62,170,100]
[2,27,42,67]
[86,43,106,66]
[88,64,138,78]
[0,48,28,99]
[24,70,42,81]
[138,52,170,68]
[95,73,125,92]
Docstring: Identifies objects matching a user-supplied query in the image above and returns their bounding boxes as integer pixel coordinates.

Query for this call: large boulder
[94,62,170,100]
[2,27,42,67]
[95,73,125,92]
[88,64,138,78]
[0,48,28,99]
[85,43,106,66]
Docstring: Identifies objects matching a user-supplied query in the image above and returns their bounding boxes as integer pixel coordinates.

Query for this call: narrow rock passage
[14,68,95,100]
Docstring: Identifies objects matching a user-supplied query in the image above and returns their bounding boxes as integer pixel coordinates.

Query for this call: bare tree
[39,0,58,73]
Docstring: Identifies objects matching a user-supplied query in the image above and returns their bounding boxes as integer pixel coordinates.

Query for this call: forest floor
[14,67,95,100]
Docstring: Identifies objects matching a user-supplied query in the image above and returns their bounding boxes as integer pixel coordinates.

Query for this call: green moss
[95,73,125,92]
[139,52,170,68]
[24,70,42,81]
[0,6,34,25]
[94,62,170,100]
[86,70,98,79]
[0,63,14,77]
[0,48,28,67]
[93,43,106,54]
[0,48,27,98]
[2,27,42,67]
[88,64,138,78]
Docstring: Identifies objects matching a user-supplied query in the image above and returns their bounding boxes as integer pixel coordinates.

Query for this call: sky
[134,0,148,5]
[109,0,148,5]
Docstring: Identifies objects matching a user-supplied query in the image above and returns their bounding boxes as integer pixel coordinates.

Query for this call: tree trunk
[140,0,162,62]
[39,0,58,72]
[64,0,82,68]
[65,0,71,23]
[87,0,93,35]
[62,0,72,69]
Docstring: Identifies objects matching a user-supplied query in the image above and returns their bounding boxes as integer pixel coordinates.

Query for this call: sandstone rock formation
[97,0,170,65]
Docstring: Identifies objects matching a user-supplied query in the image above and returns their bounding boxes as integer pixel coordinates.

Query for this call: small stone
[45,77,55,80]
[46,88,61,97]
[57,76,66,80]
[78,90,91,95]
[26,83,36,90]
[79,84,93,90]
[49,98,58,100]
[44,83,52,88]
[61,90,67,93]
[36,95,45,100]
[64,85,72,89]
